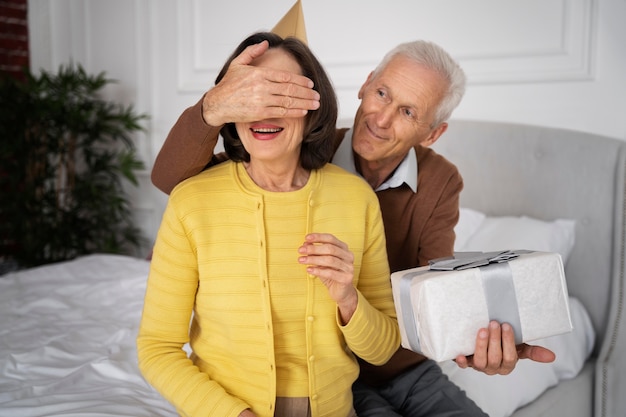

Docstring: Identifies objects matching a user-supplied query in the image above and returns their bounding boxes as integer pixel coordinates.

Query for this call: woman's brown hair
[217,32,338,170]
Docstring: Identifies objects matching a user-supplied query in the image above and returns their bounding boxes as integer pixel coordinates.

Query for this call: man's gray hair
[373,40,466,127]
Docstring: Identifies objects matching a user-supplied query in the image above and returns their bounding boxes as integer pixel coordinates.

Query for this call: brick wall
[0,0,28,272]
[0,0,28,80]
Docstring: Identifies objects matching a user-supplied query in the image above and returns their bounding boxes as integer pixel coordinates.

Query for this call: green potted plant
[0,63,148,270]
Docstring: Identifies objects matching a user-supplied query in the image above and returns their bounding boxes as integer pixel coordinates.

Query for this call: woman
[137,32,400,417]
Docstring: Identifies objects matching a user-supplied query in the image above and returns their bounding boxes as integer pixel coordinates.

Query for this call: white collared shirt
[331,128,418,193]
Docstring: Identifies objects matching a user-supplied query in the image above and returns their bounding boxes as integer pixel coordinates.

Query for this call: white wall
[28,0,626,255]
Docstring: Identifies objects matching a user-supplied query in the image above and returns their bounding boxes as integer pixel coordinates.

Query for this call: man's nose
[374,103,394,128]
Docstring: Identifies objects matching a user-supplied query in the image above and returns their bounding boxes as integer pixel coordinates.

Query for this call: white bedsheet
[0,254,177,417]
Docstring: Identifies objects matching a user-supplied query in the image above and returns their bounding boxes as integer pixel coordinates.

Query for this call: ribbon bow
[429,250,532,271]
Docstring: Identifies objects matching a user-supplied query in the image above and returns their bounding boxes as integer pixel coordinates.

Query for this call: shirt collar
[332,128,418,193]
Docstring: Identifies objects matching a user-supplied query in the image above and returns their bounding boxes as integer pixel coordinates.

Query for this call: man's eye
[377,89,386,97]
[403,108,415,118]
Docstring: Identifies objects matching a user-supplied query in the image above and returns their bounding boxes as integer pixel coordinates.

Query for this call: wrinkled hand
[202,40,320,127]
[454,321,556,375]
[298,233,357,324]
[238,409,257,417]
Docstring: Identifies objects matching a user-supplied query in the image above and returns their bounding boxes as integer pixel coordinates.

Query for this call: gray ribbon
[399,270,430,352]
[478,262,523,344]
[429,250,530,271]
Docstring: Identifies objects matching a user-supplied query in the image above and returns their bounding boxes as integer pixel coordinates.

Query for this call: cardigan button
[307,316,314,322]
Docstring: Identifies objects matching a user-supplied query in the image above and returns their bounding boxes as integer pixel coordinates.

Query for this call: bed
[1,120,624,417]
[0,254,177,417]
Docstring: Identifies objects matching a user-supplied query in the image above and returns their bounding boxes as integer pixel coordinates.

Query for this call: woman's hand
[298,233,358,324]
[238,409,257,417]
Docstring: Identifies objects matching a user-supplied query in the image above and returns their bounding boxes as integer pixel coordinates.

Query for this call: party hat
[271,0,308,44]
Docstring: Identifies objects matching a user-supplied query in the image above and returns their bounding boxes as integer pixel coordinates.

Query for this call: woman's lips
[250,124,283,140]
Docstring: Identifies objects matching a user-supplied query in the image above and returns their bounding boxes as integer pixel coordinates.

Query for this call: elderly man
[150,39,554,417]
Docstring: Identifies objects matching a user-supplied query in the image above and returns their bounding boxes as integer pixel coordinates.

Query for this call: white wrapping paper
[390,251,573,362]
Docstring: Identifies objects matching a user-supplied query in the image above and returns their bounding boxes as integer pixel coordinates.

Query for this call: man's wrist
[201,90,226,127]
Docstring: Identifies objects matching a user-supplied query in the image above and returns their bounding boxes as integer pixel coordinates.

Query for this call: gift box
[390,250,573,362]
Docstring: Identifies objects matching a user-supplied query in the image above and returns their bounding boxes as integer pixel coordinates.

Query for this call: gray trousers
[352,359,488,417]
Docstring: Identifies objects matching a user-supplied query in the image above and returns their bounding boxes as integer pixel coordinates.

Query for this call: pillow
[439,296,595,417]
[454,207,486,251]
[448,209,584,416]
[456,212,576,264]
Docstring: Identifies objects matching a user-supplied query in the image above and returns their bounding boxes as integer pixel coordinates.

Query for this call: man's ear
[357,71,375,100]
[422,122,448,147]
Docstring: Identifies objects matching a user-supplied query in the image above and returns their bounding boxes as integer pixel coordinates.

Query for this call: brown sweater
[151,97,464,386]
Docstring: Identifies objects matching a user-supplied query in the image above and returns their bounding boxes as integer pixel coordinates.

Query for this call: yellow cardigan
[138,161,400,417]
